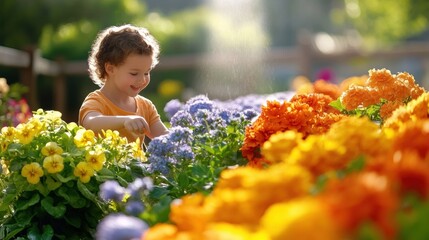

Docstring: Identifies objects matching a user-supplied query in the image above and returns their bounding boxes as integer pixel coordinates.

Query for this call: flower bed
[0,110,146,239]
[2,68,429,240]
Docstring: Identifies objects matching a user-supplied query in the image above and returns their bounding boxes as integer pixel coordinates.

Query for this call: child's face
[106,53,153,97]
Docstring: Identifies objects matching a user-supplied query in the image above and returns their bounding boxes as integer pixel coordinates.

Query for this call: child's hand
[124,116,151,136]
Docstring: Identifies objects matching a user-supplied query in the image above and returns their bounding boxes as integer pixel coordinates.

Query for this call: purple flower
[125,200,145,216]
[99,180,125,202]
[164,99,183,120]
[127,177,153,198]
[96,214,148,240]
[168,126,193,143]
[175,144,194,161]
[146,155,170,175]
[170,110,193,127]
[146,136,175,156]
[186,95,214,115]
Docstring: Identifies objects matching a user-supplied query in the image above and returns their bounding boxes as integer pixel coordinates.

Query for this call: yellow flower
[74,129,96,148]
[21,162,44,184]
[1,126,15,142]
[260,198,341,240]
[205,223,271,240]
[1,158,10,175]
[130,138,147,161]
[43,154,64,173]
[41,142,64,156]
[85,150,106,171]
[261,130,303,164]
[15,123,37,145]
[157,79,183,97]
[73,162,94,183]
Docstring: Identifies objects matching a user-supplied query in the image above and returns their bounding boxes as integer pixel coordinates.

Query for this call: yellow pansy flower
[41,142,64,156]
[73,162,94,183]
[1,126,15,142]
[85,150,106,171]
[74,129,96,148]
[43,154,64,173]
[21,162,44,184]
[15,123,37,145]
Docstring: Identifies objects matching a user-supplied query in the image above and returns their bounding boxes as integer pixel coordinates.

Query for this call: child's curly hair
[88,24,160,87]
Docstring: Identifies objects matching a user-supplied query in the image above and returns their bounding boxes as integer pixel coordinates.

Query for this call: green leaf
[149,186,170,200]
[77,181,97,203]
[15,193,40,211]
[55,173,75,183]
[41,197,66,218]
[329,98,345,111]
[64,212,82,228]
[27,224,54,240]
[57,187,87,208]
[46,176,62,191]
[177,171,189,188]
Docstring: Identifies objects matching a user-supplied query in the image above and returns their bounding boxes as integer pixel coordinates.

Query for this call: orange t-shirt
[78,90,162,142]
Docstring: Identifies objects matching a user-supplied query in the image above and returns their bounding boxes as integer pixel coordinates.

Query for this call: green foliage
[330,97,385,123]
[0,110,145,239]
[334,0,429,46]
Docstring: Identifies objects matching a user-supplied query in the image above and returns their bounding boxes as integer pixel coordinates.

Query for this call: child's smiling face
[106,53,153,97]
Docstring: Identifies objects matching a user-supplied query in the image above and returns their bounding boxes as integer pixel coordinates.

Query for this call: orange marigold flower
[340,85,380,110]
[143,224,181,240]
[313,79,342,100]
[241,94,344,166]
[380,101,404,121]
[207,164,312,225]
[392,119,429,159]
[367,68,396,89]
[170,193,213,233]
[383,92,429,131]
[392,151,429,199]
[319,172,398,239]
[339,75,367,92]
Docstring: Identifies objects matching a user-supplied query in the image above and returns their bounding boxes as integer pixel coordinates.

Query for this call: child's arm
[82,111,153,138]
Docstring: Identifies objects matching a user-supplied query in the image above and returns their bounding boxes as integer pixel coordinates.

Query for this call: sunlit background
[1,0,428,122]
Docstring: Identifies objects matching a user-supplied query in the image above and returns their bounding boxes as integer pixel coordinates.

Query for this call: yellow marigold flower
[73,162,94,183]
[208,164,312,225]
[205,223,271,240]
[85,150,106,171]
[286,135,347,176]
[261,130,303,164]
[260,198,341,240]
[41,142,64,156]
[74,129,96,148]
[15,123,37,145]
[21,162,44,184]
[43,154,64,173]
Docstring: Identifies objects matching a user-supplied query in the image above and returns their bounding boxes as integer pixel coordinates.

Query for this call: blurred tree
[332,0,429,47]
[1,0,145,58]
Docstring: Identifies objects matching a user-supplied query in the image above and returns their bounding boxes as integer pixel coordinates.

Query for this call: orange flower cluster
[241,93,344,166]
[292,75,367,100]
[144,115,429,240]
[282,116,392,176]
[341,68,425,120]
[144,163,313,240]
[383,92,429,131]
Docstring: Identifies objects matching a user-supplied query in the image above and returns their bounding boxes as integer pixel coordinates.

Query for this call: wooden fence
[1,32,429,121]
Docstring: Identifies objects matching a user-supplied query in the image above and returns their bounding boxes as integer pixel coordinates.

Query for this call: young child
[79,24,169,143]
